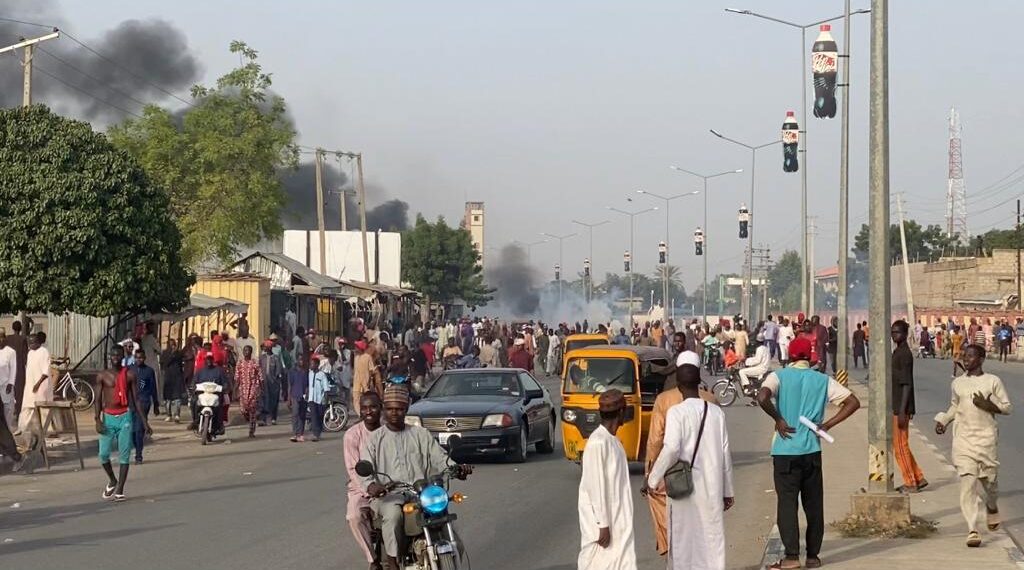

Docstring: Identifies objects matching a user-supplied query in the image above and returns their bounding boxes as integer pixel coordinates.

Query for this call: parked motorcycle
[194,381,223,445]
[355,437,470,570]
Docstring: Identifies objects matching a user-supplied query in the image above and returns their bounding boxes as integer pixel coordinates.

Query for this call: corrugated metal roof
[228,252,369,297]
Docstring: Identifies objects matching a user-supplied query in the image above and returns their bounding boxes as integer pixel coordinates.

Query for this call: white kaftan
[578,425,636,570]
[648,398,734,570]
[935,373,1012,478]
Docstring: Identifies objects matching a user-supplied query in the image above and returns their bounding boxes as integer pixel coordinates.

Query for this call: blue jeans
[99,411,133,465]
[132,399,152,460]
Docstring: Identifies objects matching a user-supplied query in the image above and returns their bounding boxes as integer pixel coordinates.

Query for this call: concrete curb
[758,524,785,569]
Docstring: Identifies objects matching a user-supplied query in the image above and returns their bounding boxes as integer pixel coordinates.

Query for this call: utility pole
[0,32,60,107]
[751,245,773,322]
[837,0,853,373]
[314,150,327,275]
[1017,199,1022,305]
[572,219,610,304]
[808,217,817,316]
[355,153,370,283]
[896,194,915,325]
[541,232,577,305]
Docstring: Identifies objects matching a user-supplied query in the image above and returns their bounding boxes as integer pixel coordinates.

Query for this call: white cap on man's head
[676,351,700,368]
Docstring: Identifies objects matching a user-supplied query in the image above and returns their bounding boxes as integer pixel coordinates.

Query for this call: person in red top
[211,331,227,367]
[95,345,151,501]
[722,341,742,370]
[799,319,820,367]
[508,338,533,371]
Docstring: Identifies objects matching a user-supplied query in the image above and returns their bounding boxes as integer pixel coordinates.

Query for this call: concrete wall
[890,249,1021,310]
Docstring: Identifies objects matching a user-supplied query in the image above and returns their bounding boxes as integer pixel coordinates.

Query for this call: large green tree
[767,250,803,312]
[110,41,299,265]
[0,106,192,316]
[853,220,957,263]
[402,215,493,309]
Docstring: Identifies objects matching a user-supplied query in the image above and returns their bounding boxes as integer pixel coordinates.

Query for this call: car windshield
[427,372,521,398]
[562,357,635,394]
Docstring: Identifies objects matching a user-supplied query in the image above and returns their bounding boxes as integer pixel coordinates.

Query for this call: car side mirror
[525,389,543,402]
[354,460,375,477]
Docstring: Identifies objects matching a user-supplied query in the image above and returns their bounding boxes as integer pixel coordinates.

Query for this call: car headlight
[482,413,513,428]
[562,409,577,423]
[419,484,449,516]
[406,416,421,427]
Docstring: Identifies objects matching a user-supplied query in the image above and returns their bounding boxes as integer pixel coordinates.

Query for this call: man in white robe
[578,389,636,570]
[18,333,51,435]
[935,343,1012,547]
[648,363,735,570]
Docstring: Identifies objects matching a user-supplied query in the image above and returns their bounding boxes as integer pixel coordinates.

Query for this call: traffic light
[738,203,750,239]
[623,251,631,273]
[554,264,560,281]
[658,241,667,264]
[694,227,704,256]
[583,258,591,277]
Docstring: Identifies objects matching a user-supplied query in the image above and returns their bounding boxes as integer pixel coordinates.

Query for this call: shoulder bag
[664,400,709,500]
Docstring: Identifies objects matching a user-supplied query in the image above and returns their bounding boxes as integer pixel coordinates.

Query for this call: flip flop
[917,479,929,491]
[967,531,982,547]
[768,560,802,570]
[988,511,1001,531]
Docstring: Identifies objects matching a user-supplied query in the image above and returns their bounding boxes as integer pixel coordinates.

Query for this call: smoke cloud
[0,2,201,121]
[484,244,620,327]
[279,160,411,232]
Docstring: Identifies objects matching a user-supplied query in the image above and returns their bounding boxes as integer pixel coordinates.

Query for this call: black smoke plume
[0,2,201,121]
[279,160,410,232]
[486,244,541,316]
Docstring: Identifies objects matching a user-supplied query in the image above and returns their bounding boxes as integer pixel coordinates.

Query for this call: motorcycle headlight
[562,409,576,423]
[419,484,449,516]
[406,416,421,427]
[481,413,513,428]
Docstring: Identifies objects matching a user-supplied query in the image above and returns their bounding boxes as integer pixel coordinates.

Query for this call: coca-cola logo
[812,52,838,74]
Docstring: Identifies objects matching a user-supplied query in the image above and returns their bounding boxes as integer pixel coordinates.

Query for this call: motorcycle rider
[738,340,771,405]
[361,385,473,570]
[191,354,227,436]
[345,391,384,570]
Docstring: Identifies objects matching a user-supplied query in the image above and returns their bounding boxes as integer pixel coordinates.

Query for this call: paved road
[894,356,1024,543]
[0,373,776,570]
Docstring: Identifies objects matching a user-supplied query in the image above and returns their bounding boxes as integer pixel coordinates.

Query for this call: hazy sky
[8,1,1024,291]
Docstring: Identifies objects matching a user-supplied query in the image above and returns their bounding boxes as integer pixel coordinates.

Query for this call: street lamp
[514,239,548,266]
[541,232,577,305]
[636,189,700,324]
[572,219,611,303]
[709,128,780,323]
[607,206,658,326]
[725,6,870,313]
[669,166,743,324]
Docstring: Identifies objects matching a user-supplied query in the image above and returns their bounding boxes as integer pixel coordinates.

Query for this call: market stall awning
[149,293,249,323]
[229,252,366,297]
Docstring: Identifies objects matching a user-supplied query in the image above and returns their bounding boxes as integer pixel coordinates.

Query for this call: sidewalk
[762,381,1024,569]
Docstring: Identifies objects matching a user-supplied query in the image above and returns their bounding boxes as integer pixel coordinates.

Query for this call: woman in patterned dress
[235,345,264,438]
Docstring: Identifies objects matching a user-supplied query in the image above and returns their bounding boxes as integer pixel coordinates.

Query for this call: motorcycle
[194,381,223,445]
[322,381,350,433]
[711,368,769,407]
[355,436,470,570]
[702,342,722,376]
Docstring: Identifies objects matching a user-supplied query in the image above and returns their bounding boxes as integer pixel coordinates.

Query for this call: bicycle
[51,357,95,412]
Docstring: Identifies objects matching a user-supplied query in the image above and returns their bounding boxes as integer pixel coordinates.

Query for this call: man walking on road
[17,333,51,436]
[892,320,927,494]
[96,346,150,501]
[647,364,734,569]
[578,389,636,570]
[757,338,860,569]
[288,354,309,442]
[5,321,28,418]
[935,344,1013,547]
[259,341,284,425]
[353,340,382,416]
[0,329,16,432]
[345,392,383,570]
[130,349,159,464]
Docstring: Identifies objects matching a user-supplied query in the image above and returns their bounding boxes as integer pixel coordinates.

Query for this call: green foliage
[0,106,192,316]
[853,221,958,263]
[402,215,494,307]
[973,228,1024,255]
[109,41,299,266]
[767,250,803,312]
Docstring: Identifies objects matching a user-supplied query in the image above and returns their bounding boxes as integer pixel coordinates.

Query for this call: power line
[33,63,143,119]
[37,46,151,110]
[0,16,55,29]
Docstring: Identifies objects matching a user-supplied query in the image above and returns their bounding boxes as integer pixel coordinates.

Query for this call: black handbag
[664,400,709,500]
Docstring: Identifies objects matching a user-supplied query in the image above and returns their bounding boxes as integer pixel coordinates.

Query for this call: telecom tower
[946,107,968,243]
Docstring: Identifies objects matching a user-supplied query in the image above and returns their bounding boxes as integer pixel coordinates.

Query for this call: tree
[402,215,493,310]
[767,250,803,312]
[853,220,957,263]
[109,41,299,266]
[0,106,192,316]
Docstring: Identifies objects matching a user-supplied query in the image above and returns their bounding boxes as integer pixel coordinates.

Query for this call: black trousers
[0,402,20,461]
[774,452,824,559]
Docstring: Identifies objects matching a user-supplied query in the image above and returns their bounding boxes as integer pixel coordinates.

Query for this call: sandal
[917,479,929,491]
[967,531,982,547]
[988,510,1001,531]
[769,560,802,570]
[806,557,822,568]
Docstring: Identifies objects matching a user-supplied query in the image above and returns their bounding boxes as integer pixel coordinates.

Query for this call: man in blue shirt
[288,355,310,442]
[756,337,860,570]
[131,349,160,464]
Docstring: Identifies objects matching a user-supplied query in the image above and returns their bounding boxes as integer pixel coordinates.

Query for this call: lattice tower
[946,107,968,243]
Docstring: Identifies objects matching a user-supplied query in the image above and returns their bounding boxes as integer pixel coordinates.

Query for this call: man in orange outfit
[892,319,928,493]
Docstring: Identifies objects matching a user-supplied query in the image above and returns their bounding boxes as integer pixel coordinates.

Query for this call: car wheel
[536,416,555,454]
[509,425,528,463]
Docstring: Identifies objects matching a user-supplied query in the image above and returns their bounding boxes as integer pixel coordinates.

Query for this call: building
[890,249,1022,319]
[463,201,485,268]
[814,266,839,293]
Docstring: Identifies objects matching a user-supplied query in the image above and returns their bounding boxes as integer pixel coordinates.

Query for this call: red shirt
[509,348,533,371]
[799,330,819,364]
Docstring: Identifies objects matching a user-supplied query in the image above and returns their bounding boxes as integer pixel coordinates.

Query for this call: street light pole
[837,0,854,374]
[572,219,610,304]
[709,129,780,323]
[669,166,743,324]
[541,232,577,305]
[636,189,700,324]
[608,206,658,326]
[515,239,548,267]
[725,7,870,313]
